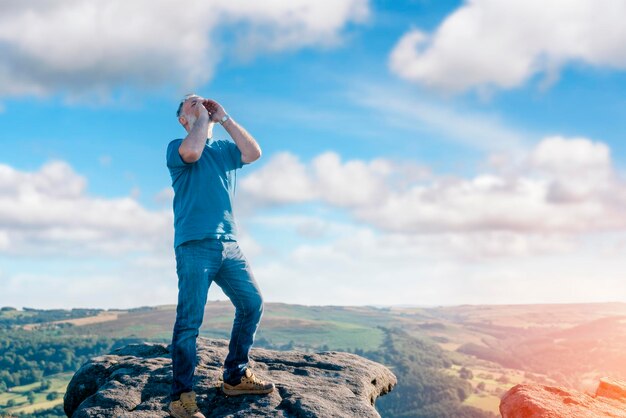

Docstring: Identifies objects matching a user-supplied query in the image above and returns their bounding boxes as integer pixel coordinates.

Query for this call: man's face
[180,95,205,131]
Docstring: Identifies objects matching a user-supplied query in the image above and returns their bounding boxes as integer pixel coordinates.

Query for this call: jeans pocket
[175,239,223,275]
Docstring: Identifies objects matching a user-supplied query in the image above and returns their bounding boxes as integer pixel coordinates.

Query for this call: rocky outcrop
[500,377,626,417]
[64,337,396,417]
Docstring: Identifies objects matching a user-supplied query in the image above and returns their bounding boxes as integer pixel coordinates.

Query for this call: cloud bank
[0,0,369,97]
[0,160,171,256]
[2,136,625,307]
[239,136,626,236]
[2,137,623,260]
[7,140,607,258]
[389,0,626,92]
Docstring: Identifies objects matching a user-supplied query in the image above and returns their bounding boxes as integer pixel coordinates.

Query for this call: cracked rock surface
[64,337,397,417]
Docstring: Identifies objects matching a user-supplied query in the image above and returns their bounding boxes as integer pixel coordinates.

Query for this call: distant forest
[356,327,496,417]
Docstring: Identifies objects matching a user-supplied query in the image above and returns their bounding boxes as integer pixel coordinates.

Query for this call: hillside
[3,301,626,417]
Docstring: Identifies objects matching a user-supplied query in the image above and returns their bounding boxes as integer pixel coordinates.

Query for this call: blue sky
[2,0,626,309]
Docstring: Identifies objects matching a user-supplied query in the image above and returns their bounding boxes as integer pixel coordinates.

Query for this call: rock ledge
[500,377,626,418]
[64,337,396,417]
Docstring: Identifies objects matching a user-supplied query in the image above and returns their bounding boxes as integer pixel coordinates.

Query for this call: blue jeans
[169,237,264,400]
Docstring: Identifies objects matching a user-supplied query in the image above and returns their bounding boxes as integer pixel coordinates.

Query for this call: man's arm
[205,100,261,164]
[222,118,262,164]
[178,103,213,163]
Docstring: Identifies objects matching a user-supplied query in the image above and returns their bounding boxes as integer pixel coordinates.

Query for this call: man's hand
[189,98,210,125]
[203,99,227,123]
[197,101,210,122]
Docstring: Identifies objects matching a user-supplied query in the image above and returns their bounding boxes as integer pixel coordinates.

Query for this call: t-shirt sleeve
[166,139,195,169]
[218,139,249,170]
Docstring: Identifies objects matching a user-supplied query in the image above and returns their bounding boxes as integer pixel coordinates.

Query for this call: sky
[2,0,626,309]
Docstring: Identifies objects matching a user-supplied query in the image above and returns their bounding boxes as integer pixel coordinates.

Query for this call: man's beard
[186,113,198,131]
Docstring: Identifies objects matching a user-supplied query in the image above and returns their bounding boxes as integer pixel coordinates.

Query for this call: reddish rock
[596,377,626,401]
[500,378,626,418]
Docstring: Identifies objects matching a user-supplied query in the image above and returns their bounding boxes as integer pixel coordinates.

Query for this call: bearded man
[166,94,273,418]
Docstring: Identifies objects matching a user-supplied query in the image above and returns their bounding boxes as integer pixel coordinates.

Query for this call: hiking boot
[168,390,206,418]
[222,368,275,396]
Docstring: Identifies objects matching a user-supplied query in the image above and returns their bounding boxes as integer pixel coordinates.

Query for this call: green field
[0,372,72,415]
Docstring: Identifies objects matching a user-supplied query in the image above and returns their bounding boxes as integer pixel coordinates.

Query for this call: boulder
[64,337,396,417]
[500,377,626,417]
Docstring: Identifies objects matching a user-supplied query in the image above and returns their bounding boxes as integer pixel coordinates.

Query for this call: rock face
[64,337,396,417]
[500,377,626,418]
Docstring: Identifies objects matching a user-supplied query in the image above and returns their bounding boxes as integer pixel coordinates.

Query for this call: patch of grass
[0,310,38,319]
[123,324,148,333]
[9,397,63,414]
[0,372,72,414]
[261,304,393,327]
[256,320,384,351]
[463,393,501,414]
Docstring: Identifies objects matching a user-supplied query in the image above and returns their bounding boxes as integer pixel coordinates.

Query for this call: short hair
[176,93,199,118]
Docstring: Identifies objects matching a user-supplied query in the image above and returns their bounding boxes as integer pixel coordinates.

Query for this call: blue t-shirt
[166,137,248,248]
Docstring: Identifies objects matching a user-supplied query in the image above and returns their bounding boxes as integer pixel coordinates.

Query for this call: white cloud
[239,136,626,235]
[216,1,369,57]
[529,136,614,204]
[238,151,430,212]
[311,152,393,207]
[0,230,9,251]
[0,160,172,256]
[238,152,315,208]
[389,0,626,93]
[0,0,369,97]
[530,136,611,174]
[251,221,626,306]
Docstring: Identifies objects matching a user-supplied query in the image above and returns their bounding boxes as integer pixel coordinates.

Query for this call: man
[166,94,274,418]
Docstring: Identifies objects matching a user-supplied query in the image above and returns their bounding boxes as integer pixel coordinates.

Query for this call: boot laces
[180,396,199,413]
[245,372,266,388]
